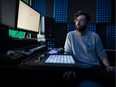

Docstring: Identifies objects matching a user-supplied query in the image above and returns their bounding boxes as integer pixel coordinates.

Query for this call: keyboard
[29,45,46,52]
[15,45,47,55]
[45,55,75,64]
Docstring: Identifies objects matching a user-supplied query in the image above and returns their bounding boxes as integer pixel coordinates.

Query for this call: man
[63,10,115,87]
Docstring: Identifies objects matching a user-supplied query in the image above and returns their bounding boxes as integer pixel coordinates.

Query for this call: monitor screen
[17,0,40,32]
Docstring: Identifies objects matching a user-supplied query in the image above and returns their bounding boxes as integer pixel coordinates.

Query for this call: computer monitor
[17,0,40,33]
[0,0,17,28]
[0,0,40,33]
[37,16,45,42]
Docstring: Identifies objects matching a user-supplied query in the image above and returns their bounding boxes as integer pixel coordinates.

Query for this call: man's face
[74,15,88,32]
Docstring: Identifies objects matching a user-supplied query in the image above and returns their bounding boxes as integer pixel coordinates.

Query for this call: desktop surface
[19,54,77,70]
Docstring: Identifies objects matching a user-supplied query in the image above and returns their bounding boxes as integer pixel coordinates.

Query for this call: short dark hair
[74,10,91,22]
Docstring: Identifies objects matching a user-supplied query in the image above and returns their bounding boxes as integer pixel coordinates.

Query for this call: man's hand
[63,71,76,79]
[106,66,114,72]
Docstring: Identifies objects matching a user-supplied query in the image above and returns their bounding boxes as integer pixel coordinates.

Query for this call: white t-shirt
[64,30,107,68]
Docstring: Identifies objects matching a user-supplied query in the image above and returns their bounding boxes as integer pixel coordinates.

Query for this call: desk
[19,53,78,70]
[17,53,78,85]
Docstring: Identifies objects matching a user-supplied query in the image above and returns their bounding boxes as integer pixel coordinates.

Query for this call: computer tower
[44,17,55,38]
[41,17,68,48]
[42,16,55,48]
[54,23,68,48]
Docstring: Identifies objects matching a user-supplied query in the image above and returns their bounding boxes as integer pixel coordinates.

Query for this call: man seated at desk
[63,10,115,87]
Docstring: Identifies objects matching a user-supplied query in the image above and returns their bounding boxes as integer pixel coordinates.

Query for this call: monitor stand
[25,32,32,38]
[24,32,38,41]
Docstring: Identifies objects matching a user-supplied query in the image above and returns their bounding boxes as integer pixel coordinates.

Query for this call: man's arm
[101,57,110,67]
[95,35,114,71]
[64,33,72,54]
